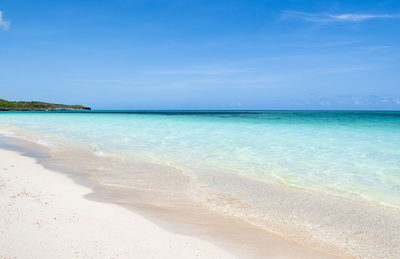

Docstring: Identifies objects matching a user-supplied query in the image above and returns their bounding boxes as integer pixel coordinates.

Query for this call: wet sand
[0,135,338,258]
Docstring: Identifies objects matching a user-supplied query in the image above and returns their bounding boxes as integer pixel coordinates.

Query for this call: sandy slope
[0,148,235,259]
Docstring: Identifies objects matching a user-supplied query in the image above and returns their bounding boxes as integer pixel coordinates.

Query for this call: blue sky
[0,0,399,110]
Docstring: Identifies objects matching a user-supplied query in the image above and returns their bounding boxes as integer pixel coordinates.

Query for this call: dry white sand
[0,148,236,258]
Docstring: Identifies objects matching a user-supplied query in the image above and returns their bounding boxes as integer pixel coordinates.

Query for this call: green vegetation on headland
[0,99,91,111]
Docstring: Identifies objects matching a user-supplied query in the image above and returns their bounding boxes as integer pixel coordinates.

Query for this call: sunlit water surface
[0,110,399,207]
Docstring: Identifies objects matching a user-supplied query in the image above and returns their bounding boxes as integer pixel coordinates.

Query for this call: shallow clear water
[0,110,399,207]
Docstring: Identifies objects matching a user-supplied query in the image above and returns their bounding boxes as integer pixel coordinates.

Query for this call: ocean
[1,110,399,257]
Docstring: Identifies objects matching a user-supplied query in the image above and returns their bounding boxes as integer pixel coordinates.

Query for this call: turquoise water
[0,110,399,207]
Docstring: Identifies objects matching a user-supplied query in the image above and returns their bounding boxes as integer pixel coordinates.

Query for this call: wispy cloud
[152,68,251,75]
[73,79,144,84]
[302,95,400,108]
[315,40,363,47]
[360,45,391,52]
[282,11,400,22]
[0,10,10,30]
[305,66,381,75]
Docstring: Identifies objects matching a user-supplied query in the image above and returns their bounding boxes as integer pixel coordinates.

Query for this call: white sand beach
[0,148,236,258]
[0,144,342,259]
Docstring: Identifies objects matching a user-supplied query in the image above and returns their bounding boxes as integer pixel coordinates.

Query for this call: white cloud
[74,79,144,84]
[307,95,400,107]
[282,11,400,22]
[0,11,10,30]
[308,66,380,75]
[361,46,391,52]
[328,13,400,21]
[316,40,363,47]
[153,68,251,75]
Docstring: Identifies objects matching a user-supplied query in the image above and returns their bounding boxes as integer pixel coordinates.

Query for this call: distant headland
[0,99,91,111]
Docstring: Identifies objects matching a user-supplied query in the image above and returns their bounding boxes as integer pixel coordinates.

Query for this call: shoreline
[0,147,236,258]
[0,133,338,258]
